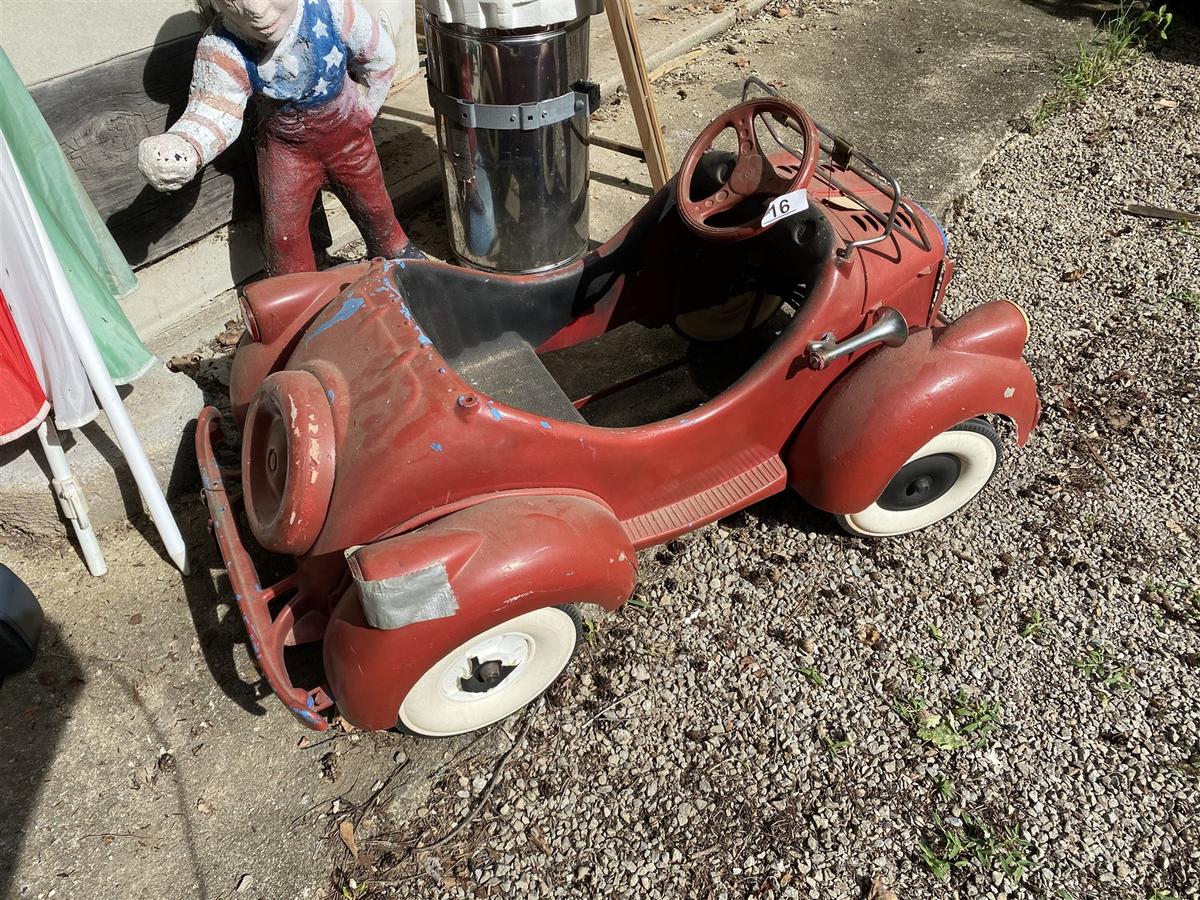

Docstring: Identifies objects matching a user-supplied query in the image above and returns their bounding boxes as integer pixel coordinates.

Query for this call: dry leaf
[334,715,357,734]
[648,13,669,20]
[866,877,899,900]
[236,874,253,893]
[196,798,216,815]
[735,58,751,68]
[297,736,312,749]
[339,819,360,860]
[775,5,792,16]
[1060,268,1085,282]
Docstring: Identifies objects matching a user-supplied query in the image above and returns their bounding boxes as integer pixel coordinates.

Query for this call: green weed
[932,772,956,802]
[918,813,1034,885]
[1030,2,1173,130]
[896,693,1003,750]
[1021,609,1046,638]
[820,731,852,757]
[1073,644,1134,698]
[1170,289,1200,314]
[907,653,935,684]
[798,666,826,687]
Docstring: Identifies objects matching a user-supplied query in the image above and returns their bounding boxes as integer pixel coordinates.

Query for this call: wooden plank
[29,35,258,269]
[604,0,671,189]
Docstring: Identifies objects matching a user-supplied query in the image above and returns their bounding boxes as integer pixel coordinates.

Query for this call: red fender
[786,300,1041,514]
[230,263,369,427]
[323,495,638,730]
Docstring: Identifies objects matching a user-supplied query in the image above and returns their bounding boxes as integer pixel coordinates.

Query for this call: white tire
[837,419,1003,538]
[398,605,581,737]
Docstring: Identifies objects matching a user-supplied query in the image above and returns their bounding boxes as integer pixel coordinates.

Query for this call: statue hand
[138,134,200,192]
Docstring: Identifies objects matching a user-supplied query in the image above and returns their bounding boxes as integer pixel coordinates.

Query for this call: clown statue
[138,0,409,275]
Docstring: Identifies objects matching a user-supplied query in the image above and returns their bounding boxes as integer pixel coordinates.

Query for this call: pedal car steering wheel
[676,97,819,242]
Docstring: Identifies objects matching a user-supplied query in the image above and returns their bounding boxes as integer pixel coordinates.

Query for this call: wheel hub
[459,657,517,694]
[877,452,961,511]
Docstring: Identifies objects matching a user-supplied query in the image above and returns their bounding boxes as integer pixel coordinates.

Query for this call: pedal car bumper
[196,405,333,730]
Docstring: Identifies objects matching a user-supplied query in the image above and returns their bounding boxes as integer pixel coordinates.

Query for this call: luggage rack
[742,77,933,259]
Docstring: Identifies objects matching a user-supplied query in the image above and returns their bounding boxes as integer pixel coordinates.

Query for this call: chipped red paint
[197,127,1040,731]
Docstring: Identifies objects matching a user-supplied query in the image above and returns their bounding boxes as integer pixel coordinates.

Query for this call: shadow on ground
[0,620,84,898]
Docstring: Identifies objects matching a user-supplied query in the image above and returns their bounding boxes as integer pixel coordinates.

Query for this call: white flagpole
[35,420,108,576]
[5,140,190,575]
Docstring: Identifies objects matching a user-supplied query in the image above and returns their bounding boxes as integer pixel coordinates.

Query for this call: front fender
[323,495,638,730]
[230,263,369,427]
[787,300,1041,515]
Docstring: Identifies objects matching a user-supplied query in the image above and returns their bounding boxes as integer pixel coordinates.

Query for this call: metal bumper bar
[196,406,333,731]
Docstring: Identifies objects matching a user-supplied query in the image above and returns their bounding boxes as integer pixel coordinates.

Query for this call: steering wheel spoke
[690,184,743,223]
[676,96,820,242]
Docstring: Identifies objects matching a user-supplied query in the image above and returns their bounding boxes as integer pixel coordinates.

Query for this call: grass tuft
[1073,643,1134,700]
[1029,1,1173,130]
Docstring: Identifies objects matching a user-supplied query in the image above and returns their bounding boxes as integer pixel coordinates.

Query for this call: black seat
[451,331,585,425]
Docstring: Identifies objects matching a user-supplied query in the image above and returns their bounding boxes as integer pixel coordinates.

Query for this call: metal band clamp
[427,79,600,131]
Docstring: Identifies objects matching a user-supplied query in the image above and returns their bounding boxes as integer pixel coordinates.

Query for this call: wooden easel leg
[604,0,672,190]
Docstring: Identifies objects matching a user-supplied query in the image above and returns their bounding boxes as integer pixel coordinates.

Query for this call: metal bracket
[427,80,599,131]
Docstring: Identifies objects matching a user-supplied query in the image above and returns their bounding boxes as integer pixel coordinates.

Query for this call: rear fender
[323,495,637,730]
[787,300,1041,515]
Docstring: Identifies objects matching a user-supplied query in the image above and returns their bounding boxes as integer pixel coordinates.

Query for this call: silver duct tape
[357,562,460,630]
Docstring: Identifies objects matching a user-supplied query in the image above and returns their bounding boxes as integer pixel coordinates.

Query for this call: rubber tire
[396,604,583,738]
[836,418,1003,538]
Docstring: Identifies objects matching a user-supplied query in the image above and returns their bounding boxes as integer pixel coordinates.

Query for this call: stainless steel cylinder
[424,14,591,273]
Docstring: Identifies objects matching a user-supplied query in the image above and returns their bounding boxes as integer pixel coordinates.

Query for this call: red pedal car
[196,84,1040,736]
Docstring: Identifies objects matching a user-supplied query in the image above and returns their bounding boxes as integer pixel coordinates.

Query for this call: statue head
[212,0,299,45]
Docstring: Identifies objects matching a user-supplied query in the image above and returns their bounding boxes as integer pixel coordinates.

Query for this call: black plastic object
[0,563,43,675]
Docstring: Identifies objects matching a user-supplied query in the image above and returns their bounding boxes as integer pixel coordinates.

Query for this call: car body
[196,93,1040,735]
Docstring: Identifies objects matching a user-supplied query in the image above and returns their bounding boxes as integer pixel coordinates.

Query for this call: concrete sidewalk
[1,1,1105,898]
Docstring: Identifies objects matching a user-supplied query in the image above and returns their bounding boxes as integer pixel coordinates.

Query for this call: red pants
[256,89,408,275]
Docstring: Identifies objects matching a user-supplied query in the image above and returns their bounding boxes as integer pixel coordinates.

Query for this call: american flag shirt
[169,0,396,165]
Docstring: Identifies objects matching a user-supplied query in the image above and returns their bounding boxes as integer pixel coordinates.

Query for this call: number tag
[761,188,809,227]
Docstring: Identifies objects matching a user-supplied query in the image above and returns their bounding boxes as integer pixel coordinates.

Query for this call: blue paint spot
[680,417,694,425]
[398,260,407,269]
[307,297,364,341]
[326,389,336,403]
[438,367,446,375]
[431,441,444,452]
[417,329,432,347]
[306,694,315,708]
[489,407,503,421]
[539,420,552,430]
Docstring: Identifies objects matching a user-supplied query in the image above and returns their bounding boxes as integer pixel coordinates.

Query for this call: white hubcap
[399,607,577,737]
[840,427,999,537]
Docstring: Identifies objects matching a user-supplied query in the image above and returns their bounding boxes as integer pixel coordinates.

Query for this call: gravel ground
[328,25,1200,900]
[3,10,1196,900]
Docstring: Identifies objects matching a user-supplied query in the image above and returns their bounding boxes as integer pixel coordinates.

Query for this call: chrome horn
[806,306,909,371]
